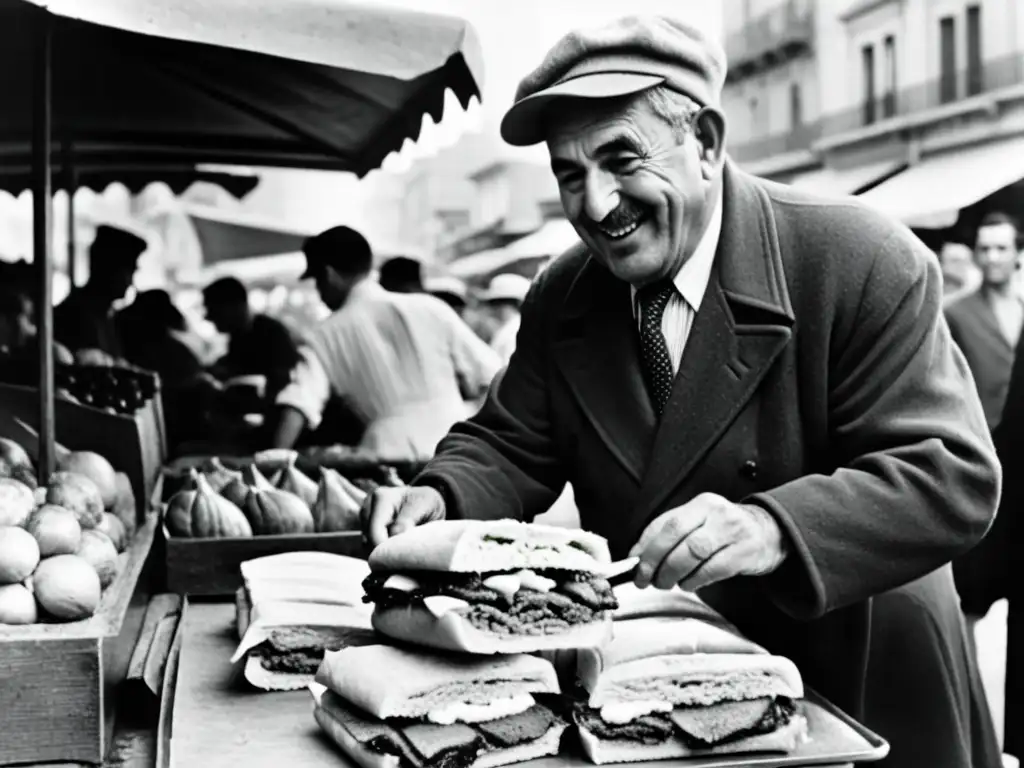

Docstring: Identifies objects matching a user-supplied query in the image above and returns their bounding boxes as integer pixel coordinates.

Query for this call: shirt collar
[630,193,723,314]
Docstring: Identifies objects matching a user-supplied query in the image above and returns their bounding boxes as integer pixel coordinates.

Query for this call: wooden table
[168,603,859,768]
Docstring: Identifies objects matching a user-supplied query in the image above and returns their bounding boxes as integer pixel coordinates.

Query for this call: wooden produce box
[153,475,365,598]
[0,515,157,766]
[0,382,166,525]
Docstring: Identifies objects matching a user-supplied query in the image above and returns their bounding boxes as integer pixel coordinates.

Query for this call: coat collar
[553,163,795,526]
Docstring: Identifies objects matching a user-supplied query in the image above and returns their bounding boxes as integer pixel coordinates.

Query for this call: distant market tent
[448,219,580,281]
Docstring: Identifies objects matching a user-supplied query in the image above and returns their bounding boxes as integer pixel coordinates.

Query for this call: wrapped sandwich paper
[231,552,378,691]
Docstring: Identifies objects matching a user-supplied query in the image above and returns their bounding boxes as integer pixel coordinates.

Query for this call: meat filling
[362,570,617,635]
[321,691,562,768]
[254,626,378,674]
[573,696,796,750]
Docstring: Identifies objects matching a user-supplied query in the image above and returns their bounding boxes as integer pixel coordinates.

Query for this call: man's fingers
[677,545,741,592]
[651,524,727,589]
[388,492,435,536]
[363,489,399,549]
[632,510,704,588]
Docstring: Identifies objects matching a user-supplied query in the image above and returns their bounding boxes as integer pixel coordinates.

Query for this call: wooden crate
[160,524,364,598]
[0,515,157,766]
[0,382,166,525]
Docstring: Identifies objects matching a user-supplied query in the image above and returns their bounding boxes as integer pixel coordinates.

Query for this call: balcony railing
[729,49,1024,164]
[726,0,814,81]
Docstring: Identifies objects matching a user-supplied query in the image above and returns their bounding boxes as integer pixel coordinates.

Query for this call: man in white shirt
[268,226,501,460]
[480,273,532,365]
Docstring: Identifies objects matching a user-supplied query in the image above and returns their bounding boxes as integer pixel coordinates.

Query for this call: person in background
[946,212,1023,432]
[0,269,74,380]
[362,14,1001,767]
[378,256,425,294]
[938,240,981,307]
[54,224,146,362]
[479,273,531,365]
[118,290,221,451]
[425,275,470,317]
[202,276,301,406]
[268,226,501,459]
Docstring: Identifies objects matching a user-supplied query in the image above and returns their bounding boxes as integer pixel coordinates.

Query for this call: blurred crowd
[0,222,533,461]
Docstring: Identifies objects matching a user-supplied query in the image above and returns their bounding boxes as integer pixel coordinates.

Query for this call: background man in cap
[267,225,501,459]
[479,273,531,365]
[55,223,146,361]
[379,256,425,294]
[362,15,1001,766]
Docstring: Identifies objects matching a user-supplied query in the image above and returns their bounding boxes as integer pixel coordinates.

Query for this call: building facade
[725,0,1024,233]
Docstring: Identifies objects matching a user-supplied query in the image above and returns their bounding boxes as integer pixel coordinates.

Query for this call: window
[789,82,803,128]
[966,5,982,96]
[883,35,897,118]
[939,16,957,103]
[862,44,876,125]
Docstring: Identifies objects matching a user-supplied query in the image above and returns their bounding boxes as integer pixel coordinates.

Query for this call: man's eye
[608,157,642,174]
[556,173,584,192]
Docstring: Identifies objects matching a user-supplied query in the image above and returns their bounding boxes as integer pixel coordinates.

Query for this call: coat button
[741,460,759,480]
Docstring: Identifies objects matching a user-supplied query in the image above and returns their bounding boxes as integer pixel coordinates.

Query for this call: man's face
[1,297,37,349]
[204,302,238,335]
[938,243,973,289]
[95,262,137,302]
[546,93,716,288]
[313,265,348,311]
[975,223,1019,288]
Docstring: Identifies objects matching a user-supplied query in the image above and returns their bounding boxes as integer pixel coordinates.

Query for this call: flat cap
[90,224,147,259]
[301,225,373,279]
[501,15,727,147]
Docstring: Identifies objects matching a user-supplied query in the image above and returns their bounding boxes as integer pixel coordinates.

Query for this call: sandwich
[572,615,808,763]
[231,552,378,691]
[361,520,618,654]
[311,644,568,768]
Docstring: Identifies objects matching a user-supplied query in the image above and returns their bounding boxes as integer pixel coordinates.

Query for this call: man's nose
[583,172,620,224]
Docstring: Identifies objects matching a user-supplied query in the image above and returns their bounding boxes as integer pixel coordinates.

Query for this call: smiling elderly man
[362,15,1001,765]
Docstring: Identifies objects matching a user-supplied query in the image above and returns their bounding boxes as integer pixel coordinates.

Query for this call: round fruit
[95,513,127,553]
[0,478,35,527]
[26,505,82,557]
[76,530,119,588]
[57,452,118,509]
[0,583,37,624]
[33,555,101,621]
[0,438,32,476]
[46,472,104,529]
[0,526,41,584]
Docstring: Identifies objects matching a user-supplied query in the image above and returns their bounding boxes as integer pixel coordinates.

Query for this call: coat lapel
[630,164,796,536]
[553,258,657,483]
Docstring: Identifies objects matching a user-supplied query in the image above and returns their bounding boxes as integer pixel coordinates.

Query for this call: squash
[311,467,362,532]
[165,470,253,538]
[220,464,271,509]
[271,456,318,508]
[244,481,315,535]
[201,457,243,494]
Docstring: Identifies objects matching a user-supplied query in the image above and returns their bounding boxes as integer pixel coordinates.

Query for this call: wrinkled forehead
[544,94,660,163]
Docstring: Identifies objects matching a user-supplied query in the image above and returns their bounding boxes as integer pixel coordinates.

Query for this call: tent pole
[33,9,55,478]
[64,143,76,288]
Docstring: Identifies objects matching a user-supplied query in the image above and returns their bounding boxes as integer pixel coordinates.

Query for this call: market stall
[0,1,483,764]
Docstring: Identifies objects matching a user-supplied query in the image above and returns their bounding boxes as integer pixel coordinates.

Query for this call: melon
[46,472,104,528]
[0,478,35,527]
[26,505,82,557]
[0,583,37,625]
[33,555,102,620]
[96,513,128,553]
[76,530,119,588]
[57,452,118,509]
[111,472,137,535]
[0,526,41,584]
[0,438,32,477]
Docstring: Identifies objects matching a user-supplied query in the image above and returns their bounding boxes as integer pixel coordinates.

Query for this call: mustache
[591,201,649,230]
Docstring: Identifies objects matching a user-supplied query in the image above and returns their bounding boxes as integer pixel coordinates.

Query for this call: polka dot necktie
[637,280,677,416]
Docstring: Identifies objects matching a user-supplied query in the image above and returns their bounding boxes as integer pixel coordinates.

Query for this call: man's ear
[693,107,726,179]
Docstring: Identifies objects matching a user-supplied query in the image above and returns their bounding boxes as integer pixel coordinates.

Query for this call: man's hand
[629,493,789,592]
[361,486,447,550]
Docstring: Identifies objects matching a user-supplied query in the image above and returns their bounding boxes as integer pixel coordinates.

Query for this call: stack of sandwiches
[231,552,377,690]
[310,520,619,766]
[307,520,811,765]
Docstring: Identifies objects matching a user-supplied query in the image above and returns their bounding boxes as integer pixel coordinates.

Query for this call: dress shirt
[276,280,501,459]
[630,196,723,374]
[490,314,522,366]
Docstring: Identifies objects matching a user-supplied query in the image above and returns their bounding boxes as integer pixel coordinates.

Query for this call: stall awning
[786,159,904,197]
[0,0,484,176]
[0,165,259,198]
[448,219,580,279]
[182,204,312,264]
[859,136,1024,227]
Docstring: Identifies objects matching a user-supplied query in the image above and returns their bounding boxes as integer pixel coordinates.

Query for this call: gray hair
[641,86,702,142]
